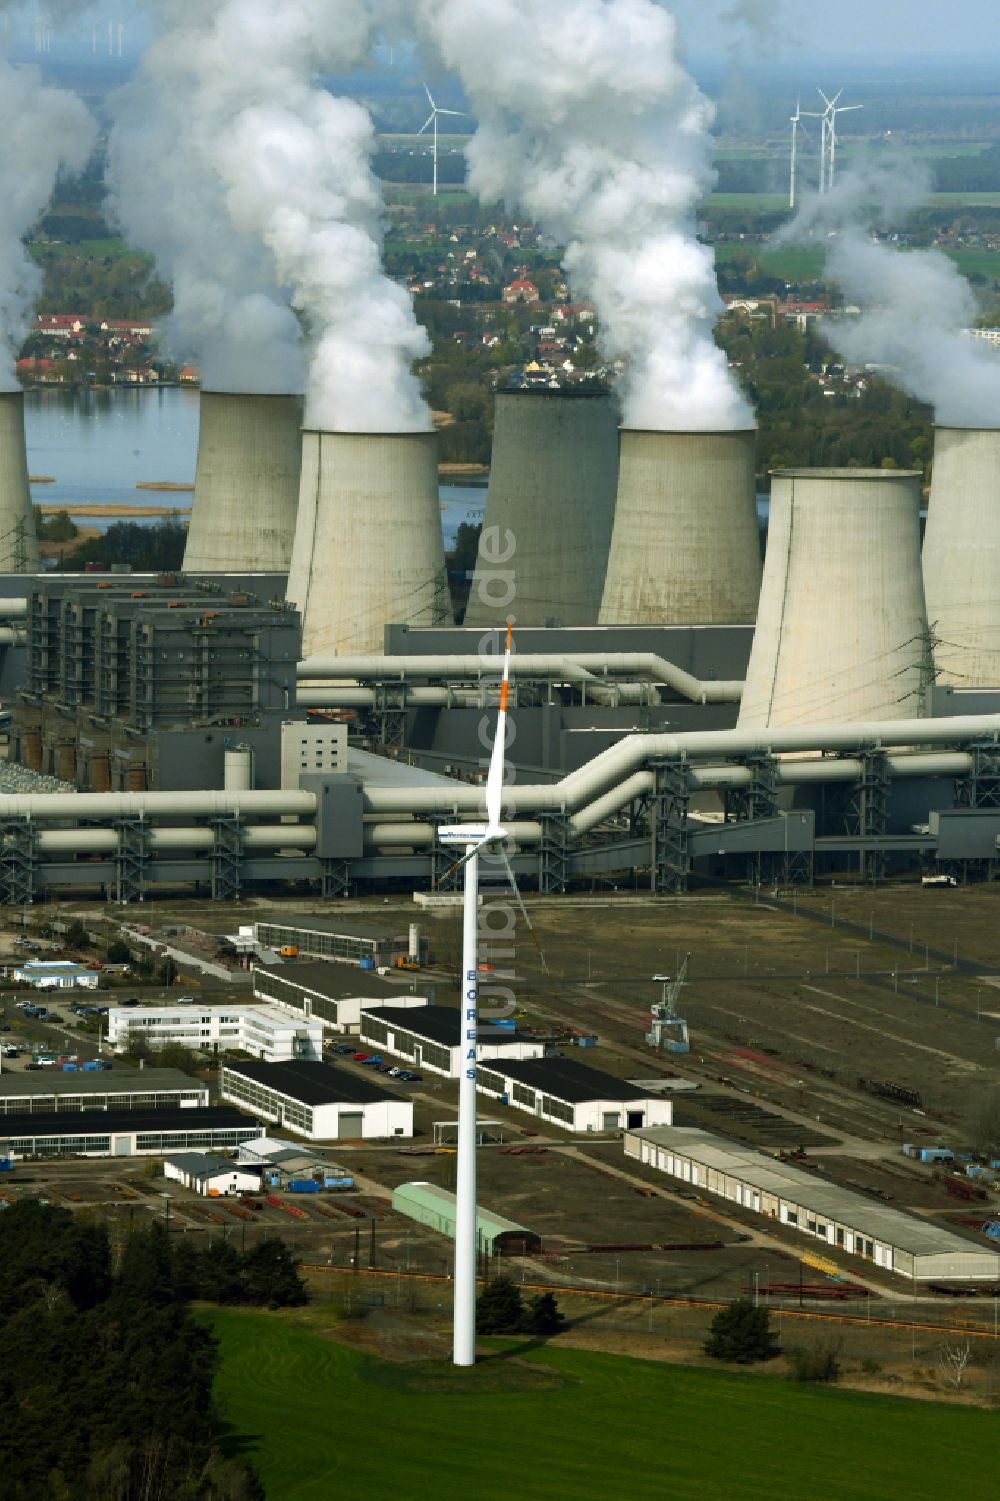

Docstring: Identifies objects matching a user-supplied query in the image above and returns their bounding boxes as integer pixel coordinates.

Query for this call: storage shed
[476,1057,674,1134]
[626,1125,1000,1283]
[391,1181,541,1256]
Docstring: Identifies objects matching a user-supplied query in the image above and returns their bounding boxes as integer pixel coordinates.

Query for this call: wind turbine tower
[817,88,863,193]
[418,84,464,198]
[438,623,517,1367]
[789,98,821,209]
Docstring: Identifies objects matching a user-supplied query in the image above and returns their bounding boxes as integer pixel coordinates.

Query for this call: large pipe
[600,428,761,625]
[464,389,619,628]
[297,652,744,704]
[923,426,1000,687]
[740,468,928,729]
[288,430,452,657]
[182,392,304,573]
[0,392,39,573]
[0,718,989,842]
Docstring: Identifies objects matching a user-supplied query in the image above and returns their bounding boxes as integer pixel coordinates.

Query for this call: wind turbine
[817,88,862,194]
[418,83,464,198]
[437,622,518,1367]
[789,98,821,210]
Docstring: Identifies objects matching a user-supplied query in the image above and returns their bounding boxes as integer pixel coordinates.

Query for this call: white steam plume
[0,53,95,388]
[111,0,430,429]
[409,0,751,432]
[786,159,1000,428]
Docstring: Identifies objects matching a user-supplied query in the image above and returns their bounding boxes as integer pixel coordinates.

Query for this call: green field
[714,240,1000,283]
[209,1308,998,1501]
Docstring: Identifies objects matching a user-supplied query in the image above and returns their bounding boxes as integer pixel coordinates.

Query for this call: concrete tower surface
[181,392,303,573]
[0,391,39,573]
[598,429,761,625]
[290,430,452,657]
[464,389,619,627]
[738,468,928,729]
[923,426,1000,686]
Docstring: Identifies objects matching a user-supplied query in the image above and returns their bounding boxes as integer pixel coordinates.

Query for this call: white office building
[220,1059,413,1141]
[358,1005,544,1080]
[13,960,100,990]
[108,1003,323,1062]
[476,1058,675,1134]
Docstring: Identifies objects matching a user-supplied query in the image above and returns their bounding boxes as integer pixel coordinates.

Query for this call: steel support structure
[320,858,352,899]
[651,759,691,893]
[210,815,243,902]
[537,814,571,895]
[954,743,1000,810]
[724,753,778,825]
[0,818,35,906]
[853,749,890,884]
[114,816,149,905]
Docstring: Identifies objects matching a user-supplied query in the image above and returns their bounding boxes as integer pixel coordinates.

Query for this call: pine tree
[476,1275,524,1333]
[704,1297,780,1364]
[240,1239,307,1308]
[519,1290,566,1335]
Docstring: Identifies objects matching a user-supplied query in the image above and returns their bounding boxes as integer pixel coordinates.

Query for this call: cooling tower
[738,469,928,729]
[598,429,761,625]
[0,391,38,573]
[181,392,303,573]
[463,390,619,627]
[923,426,1000,686]
[289,430,452,657]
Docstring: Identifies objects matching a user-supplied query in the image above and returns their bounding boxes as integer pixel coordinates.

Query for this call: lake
[23,387,486,548]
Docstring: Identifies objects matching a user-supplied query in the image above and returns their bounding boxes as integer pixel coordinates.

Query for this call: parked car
[360,1055,382,1067]
[395,1071,422,1083]
[24,1062,42,1071]
[387,1066,402,1077]
[121,998,140,1007]
[328,1043,354,1054]
[373,1062,392,1073]
[177,996,195,1004]
[351,1051,370,1061]
[0,1023,10,1033]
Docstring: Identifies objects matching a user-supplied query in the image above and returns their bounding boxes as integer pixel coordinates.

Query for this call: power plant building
[288,430,452,657]
[0,391,39,573]
[739,468,929,728]
[923,426,1000,687]
[464,390,619,627]
[182,392,303,574]
[600,429,761,625]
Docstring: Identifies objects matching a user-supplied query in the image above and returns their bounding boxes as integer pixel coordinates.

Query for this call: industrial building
[253,917,428,968]
[182,392,304,575]
[252,959,430,1032]
[475,1058,675,1134]
[0,392,38,573]
[237,1135,355,1189]
[219,1058,413,1140]
[923,426,1000,687]
[288,429,452,657]
[599,429,761,625]
[625,1126,1000,1282]
[0,1106,260,1160]
[0,1067,209,1115]
[391,1181,542,1256]
[164,1150,263,1197]
[108,1003,323,1062]
[739,468,928,728]
[464,389,619,628]
[12,959,100,989]
[11,572,302,791]
[358,1004,545,1080]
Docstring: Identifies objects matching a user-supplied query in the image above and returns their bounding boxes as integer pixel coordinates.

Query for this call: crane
[646,954,690,1054]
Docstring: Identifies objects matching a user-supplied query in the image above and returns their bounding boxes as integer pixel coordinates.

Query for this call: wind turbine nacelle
[438,824,488,845]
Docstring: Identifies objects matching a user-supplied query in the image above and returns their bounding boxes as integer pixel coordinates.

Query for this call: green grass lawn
[209,1308,998,1501]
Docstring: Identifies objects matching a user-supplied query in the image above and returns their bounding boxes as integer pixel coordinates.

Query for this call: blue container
[324,1175,354,1190]
[577,1035,598,1047]
[82,1060,101,1072]
[359,958,375,971]
[61,1063,78,1072]
[490,1018,515,1030]
[288,1179,320,1193]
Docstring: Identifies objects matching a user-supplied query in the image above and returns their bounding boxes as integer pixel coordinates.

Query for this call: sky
[670,0,1000,62]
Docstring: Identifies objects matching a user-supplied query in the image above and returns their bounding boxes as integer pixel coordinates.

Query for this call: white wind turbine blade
[423,81,436,109]
[485,620,512,836]
[418,112,435,134]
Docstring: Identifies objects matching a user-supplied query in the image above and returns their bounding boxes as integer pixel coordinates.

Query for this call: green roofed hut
[391,1181,541,1256]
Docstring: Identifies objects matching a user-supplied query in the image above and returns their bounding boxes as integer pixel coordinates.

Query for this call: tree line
[0,1199,306,1500]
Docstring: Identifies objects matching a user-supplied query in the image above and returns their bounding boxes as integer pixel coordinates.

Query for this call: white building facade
[476,1058,674,1134]
[108,1003,323,1062]
[220,1059,413,1141]
[358,1005,544,1080]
